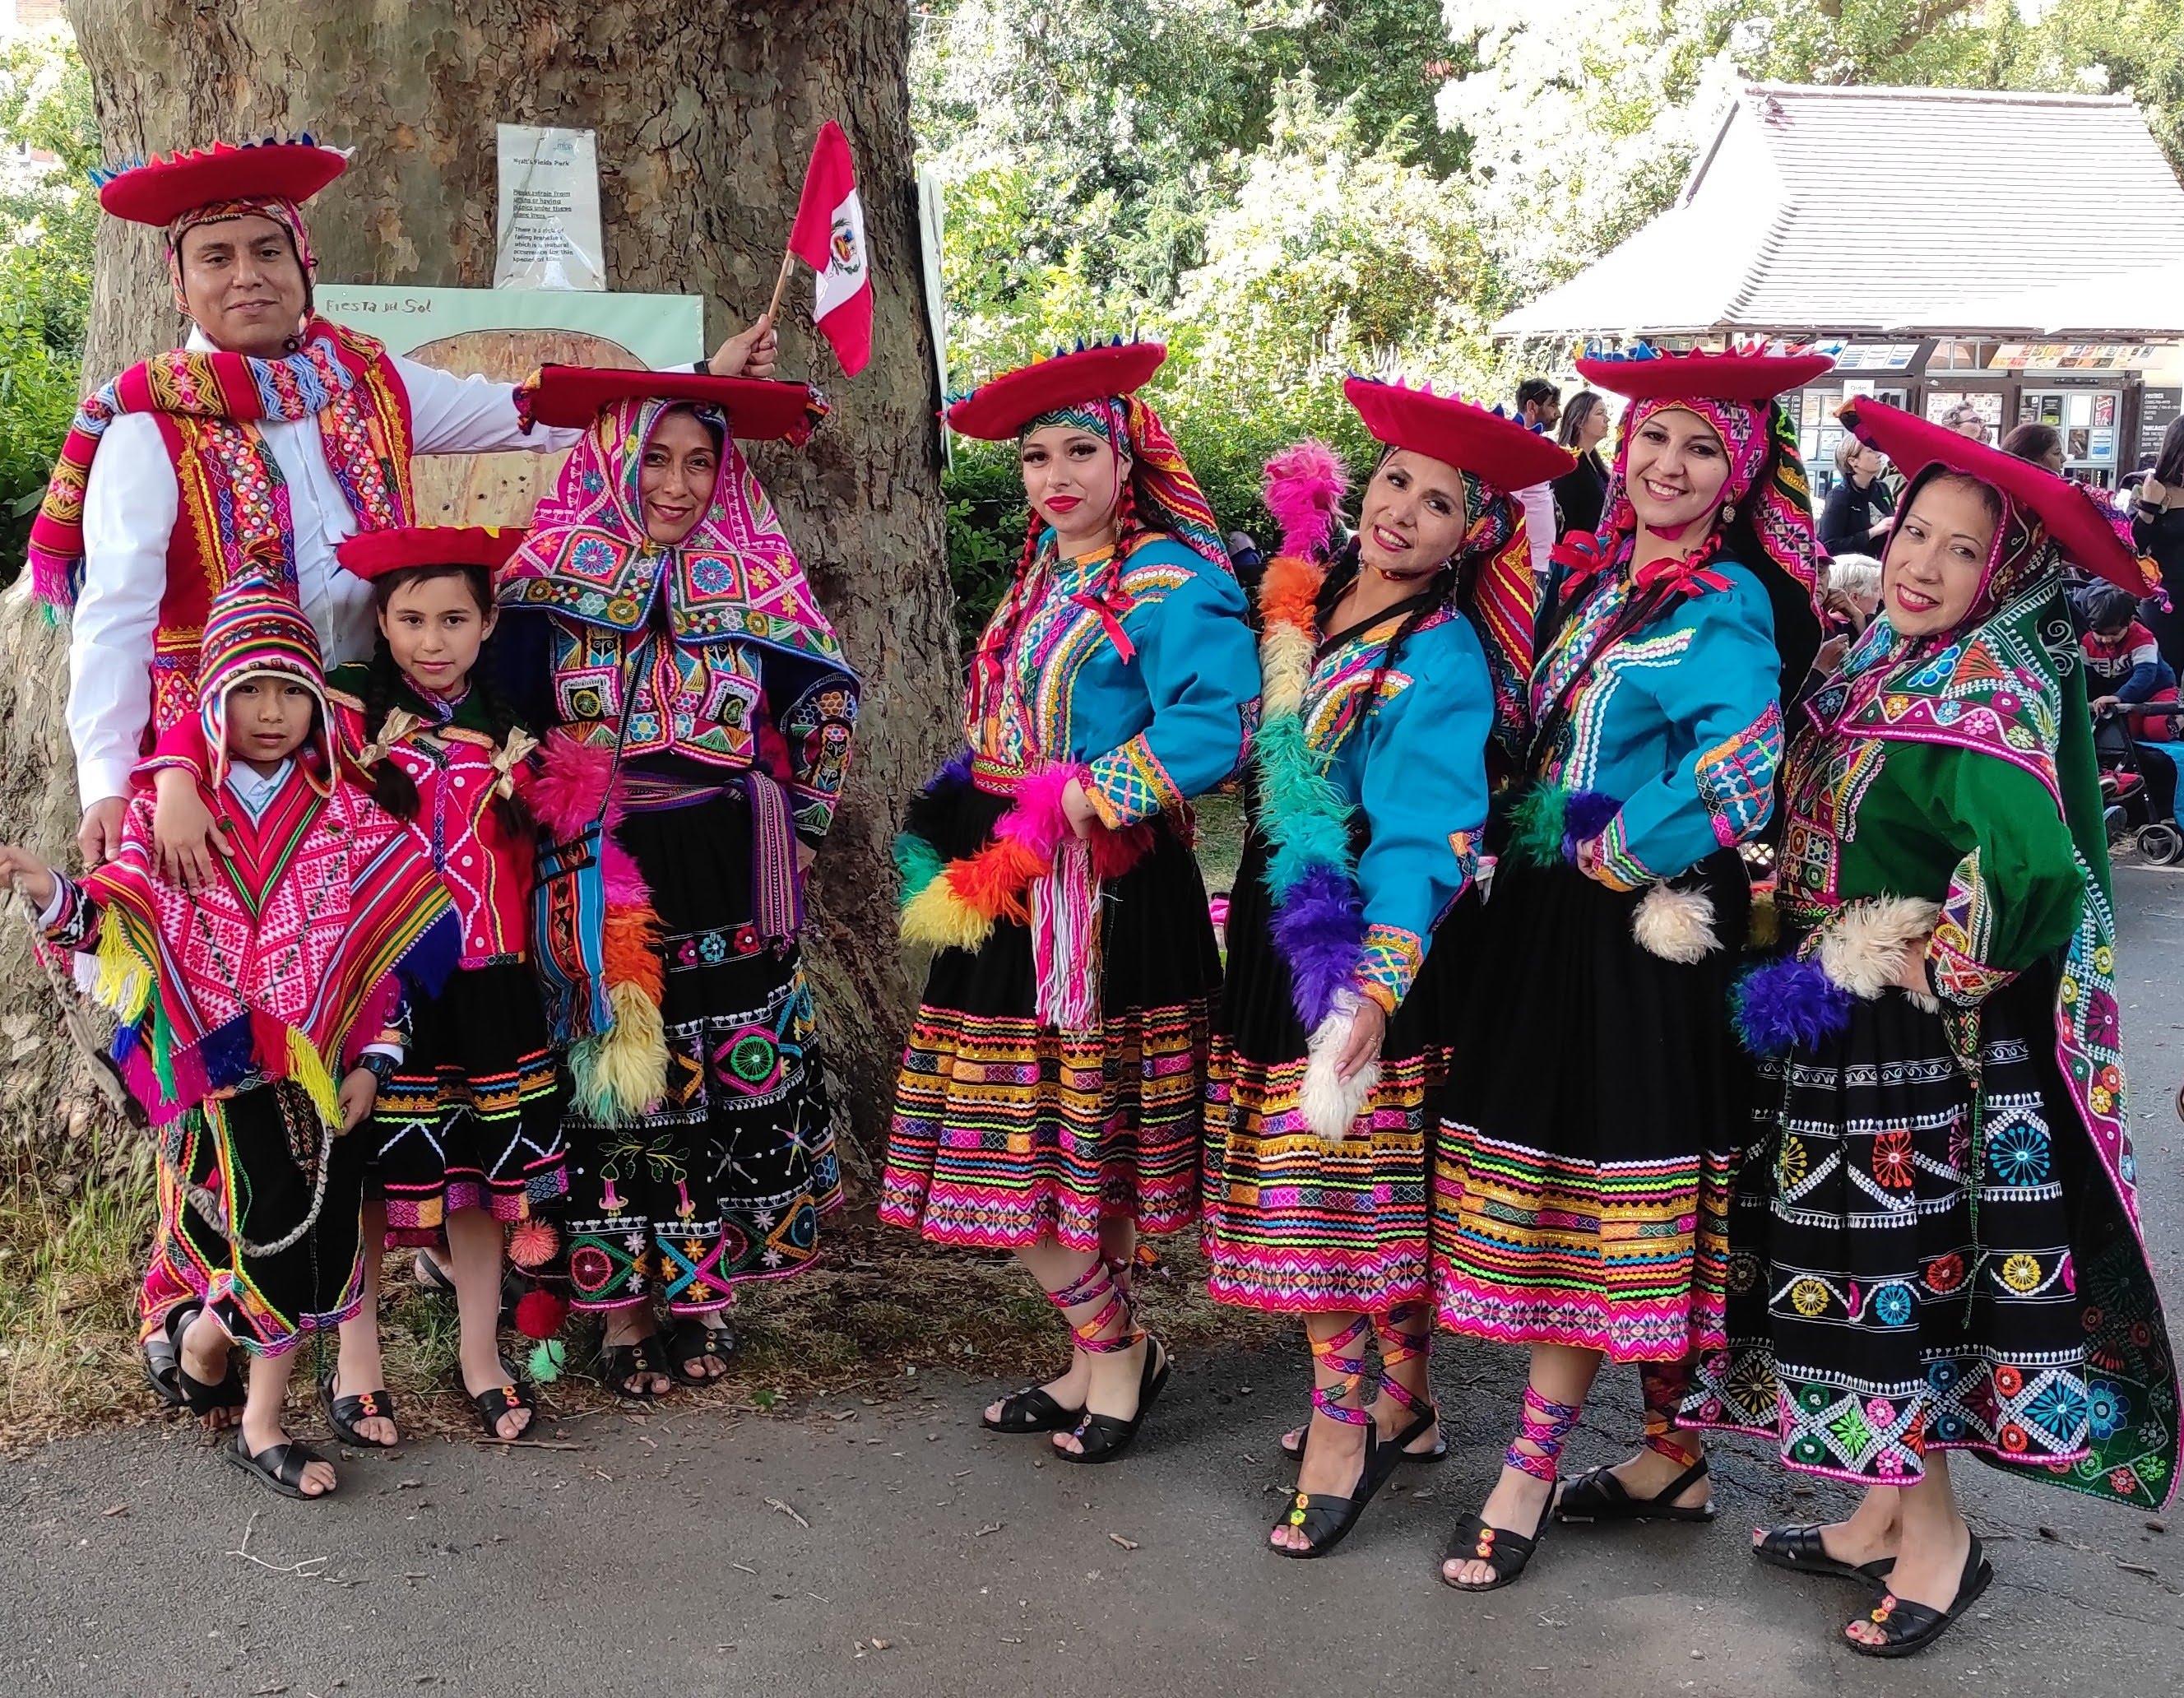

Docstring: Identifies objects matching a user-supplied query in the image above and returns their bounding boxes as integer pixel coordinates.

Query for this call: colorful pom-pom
[506,1218,559,1270]
[1731,956,1853,1057]
[514,1287,570,1340]
[1507,782,1570,870]
[526,1338,567,1385]
[1561,789,1621,863]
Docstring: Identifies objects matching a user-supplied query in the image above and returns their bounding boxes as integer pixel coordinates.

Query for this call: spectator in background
[1226,529,1266,592]
[1818,434,1894,560]
[2001,421,2066,474]
[1513,378,1564,581]
[2131,419,2184,677]
[1553,388,1612,536]
[1940,399,1990,443]
[2083,584,2177,726]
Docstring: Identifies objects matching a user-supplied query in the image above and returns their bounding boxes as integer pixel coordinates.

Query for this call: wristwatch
[358,1051,398,1088]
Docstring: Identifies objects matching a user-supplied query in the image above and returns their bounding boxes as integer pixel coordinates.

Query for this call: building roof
[1495,84,2184,340]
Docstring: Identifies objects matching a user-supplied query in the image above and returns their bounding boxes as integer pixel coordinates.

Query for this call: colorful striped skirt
[880,783,1219,1250]
[1201,823,1455,1313]
[367,959,567,1246]
[1430,851,1750,1363]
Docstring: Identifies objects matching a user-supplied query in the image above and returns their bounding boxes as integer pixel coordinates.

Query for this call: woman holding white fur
[1199,382,1570,1557]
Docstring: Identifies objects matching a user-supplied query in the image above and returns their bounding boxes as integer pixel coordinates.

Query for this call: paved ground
[8,866,2184,1698]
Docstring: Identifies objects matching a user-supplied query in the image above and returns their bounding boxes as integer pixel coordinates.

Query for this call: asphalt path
[7,867,2184,1698]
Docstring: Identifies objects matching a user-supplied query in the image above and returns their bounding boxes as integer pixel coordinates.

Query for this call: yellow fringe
[285,1024,342,1130]
[1259,621,1315,719]
[900,875,994,953]
[586,979,668,1120]
[92,918,153,1025]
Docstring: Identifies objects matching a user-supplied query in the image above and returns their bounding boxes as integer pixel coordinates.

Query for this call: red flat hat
[337,525,527,584]
[945,340,1166,441]
[1344,376,1577,492]
[523,364,828,444]
[1841,397,2158,596]
[1574,345,1834,404]
[93,137,350,227]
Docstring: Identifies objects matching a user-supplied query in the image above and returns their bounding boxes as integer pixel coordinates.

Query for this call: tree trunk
[2,0,958,1155]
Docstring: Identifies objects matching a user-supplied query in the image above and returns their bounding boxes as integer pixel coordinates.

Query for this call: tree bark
[3,0,958,1154]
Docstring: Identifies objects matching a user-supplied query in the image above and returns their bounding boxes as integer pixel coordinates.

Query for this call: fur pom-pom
[994,763,1085,864]
[526,1338,567,1385]
[572,980,668,1120]
[1257,553,1325,633]
[1732,957,1853,1057]
[1301,994,1379,1144]
[1257,619,1316,719]
[1818,896,1942,1001]
[1262,439,1349,559]
[893,832,947,903]
[507,1218,559,1270]
[600,904,665,1005]
[513,1287,570,1341]
[1086,822,1154,881]
[1561,789,1621,863]
[921,748,976,795]
[1270,862,1367,1028]
[901,875,994,952]
[1507,782,1569,870]
[1632,883,1718,964]
[946,837,1043,926]
[530,728,621,837]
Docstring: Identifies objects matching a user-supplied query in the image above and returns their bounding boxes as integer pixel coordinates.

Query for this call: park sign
[314,283,704,528]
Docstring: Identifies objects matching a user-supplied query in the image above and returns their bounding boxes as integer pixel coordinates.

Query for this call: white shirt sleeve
[395,354,582,457]
[1518,481,1558,579]
[69,413,178,808]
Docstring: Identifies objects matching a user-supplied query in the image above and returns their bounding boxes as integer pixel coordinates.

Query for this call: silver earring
[1721,501,1738,522]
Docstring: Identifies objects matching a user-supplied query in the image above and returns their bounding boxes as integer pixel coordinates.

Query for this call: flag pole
[764,244,795,329]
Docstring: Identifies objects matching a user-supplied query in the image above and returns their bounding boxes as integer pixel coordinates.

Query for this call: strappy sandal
[1845,1535,1992,1659]
[143,1304,189,1408]
[321,1371,400,1448]
[665,1316,735,1386]
[1058,1336,1172,1466]
[981,1385,1083,1435]
[1279,1306,1449,1464]
[1556,1454,1716,1524]
[1273,1425,1392,1561]
[226,1432,336,1501]
[412,1249,457,1296]
[596,1328,670,1399]
[460,1370,536,1440]
[1441,1492,1555,1593]
[1754,1523,1895,1584]
[174,1315,244,1421]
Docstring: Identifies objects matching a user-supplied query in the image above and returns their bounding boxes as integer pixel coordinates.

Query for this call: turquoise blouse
[1530,559,1785,888]
[971,533,1259,822]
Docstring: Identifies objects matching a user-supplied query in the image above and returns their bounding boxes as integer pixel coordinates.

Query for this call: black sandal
[321,1372,399,1448]
[226,1432,336,1500]
[1440,1491,1556,1593]
[412,1248,457,1296]
[1272,1425,1390,1561]
[665,1316,735,1386]
[597,1329,670,1399]
[981,1385,1083,1435]
[460,1370,536,1440]
[1754,1522,1895,1584]
[1845,1535,1992,1659]
[1556,1454,1716,1524]
[1057,1336,1171,1465]
[174,1315,243,1421]
[143,1304,189,1408]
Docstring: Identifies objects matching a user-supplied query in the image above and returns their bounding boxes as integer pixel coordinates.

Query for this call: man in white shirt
[1513,377,1565,584]
[36,134,776,1407]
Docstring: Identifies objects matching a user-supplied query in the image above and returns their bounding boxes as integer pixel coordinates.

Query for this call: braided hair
[364,564,535,834]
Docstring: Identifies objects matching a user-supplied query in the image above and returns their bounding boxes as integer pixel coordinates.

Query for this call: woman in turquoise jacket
[881,341,1259,1465]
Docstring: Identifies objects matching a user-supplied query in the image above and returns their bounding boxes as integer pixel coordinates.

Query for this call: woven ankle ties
[1505,1385,1581,1482]
[1308,1314,1376,1426]
[1047,1261,1141,1354]
[1373,1304,1432,1418]
[1640,1360,1700,1463]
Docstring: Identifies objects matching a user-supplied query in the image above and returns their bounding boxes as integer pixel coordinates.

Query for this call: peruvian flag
[787,121,872,377]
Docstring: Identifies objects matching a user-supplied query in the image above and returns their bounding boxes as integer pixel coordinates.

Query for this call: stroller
[2094,707,2184,864]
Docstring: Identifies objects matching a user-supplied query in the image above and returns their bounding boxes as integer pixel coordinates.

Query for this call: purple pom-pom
[1270,863,1366,1028]
[1732,958,1852,1057]
[923,749,975,794]
[1560,789,1621,863]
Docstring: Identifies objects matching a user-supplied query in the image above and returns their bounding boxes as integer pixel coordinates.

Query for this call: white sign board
[494,123,605,290]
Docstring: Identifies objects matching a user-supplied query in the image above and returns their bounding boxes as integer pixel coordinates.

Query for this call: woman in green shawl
[1686,398,2178,1658]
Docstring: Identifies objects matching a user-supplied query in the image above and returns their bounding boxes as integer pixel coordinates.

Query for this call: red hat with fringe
[1343,376,1577,492]
[945,339,1167,440]
[1574,343,1834,404]
[522,365,829,444]
[1841,397,2158,597]
[92,137,350,228]
[336,526,528,585]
